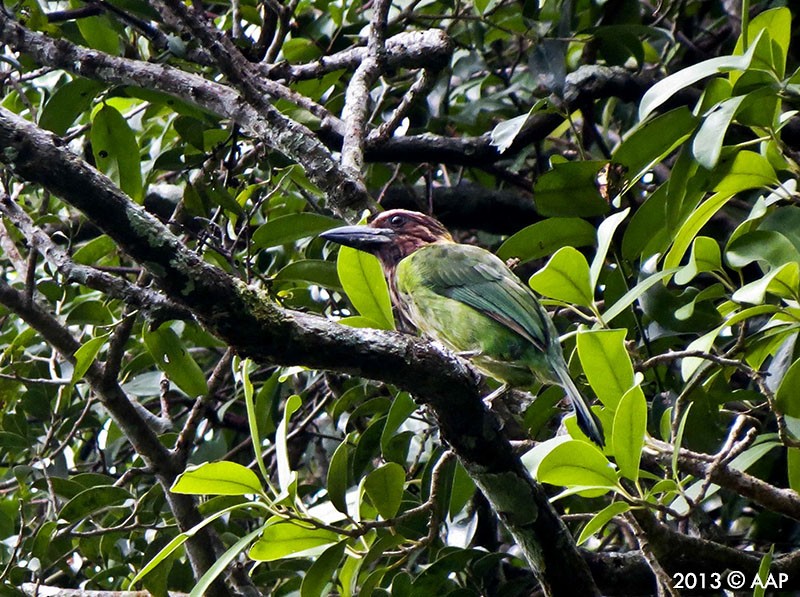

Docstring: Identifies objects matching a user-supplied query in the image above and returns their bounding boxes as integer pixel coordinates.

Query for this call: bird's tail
[553,365,605,447]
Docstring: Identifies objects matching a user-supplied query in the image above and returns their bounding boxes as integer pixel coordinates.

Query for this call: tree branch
[340,0,392,175]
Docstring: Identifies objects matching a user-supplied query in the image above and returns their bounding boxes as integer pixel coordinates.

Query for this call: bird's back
[394,242,561,387]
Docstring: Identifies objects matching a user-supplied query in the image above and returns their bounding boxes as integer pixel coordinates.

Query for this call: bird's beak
[320,225,395,252]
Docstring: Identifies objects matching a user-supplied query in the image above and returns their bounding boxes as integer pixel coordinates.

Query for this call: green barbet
[321,209,604,446]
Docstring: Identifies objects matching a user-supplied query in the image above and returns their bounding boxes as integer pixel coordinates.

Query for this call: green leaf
[449,461,476,517]
[59,485,132,522]
[143,325,208,397]
[603,268,678,324]
[675,237,722,285]
[528,246,593,307]
[71,335,107,383]
[788,448,800,493]
[576,329,633,409]
[753,545,775,597]
[734,7,791,77]
[190,527,262,597]
[170,461,262,495]
[489,101,547,153]
[363,462,405,519]
[621,186,669,260]
[240,360,270,489]
[712,150,778,196]
[590,208,629,291]
[639,35,761,120]
[612,386,647,483]
[91,104,143,203]
[72,234,116,265]
[613,107,698,182]
[692,96,746,169]
[40,78,105,135]
[776,358,800,419]
[249,521,340,562]
[536,440,617,489]
[380,391,416,459]
[663,150,778,273]
[275,259,342,291]
[337,246,395,329]
[533,161,610,217]
[577,501,630,545]
[75,12,120,54]
[732,262,799,305]
[252,213,340,248]
[489,112,529,154]
[301,541,347,597]
[726,230,800,270]
[496,218,596,264]
[276,394,303,493]
[327,434,353,515]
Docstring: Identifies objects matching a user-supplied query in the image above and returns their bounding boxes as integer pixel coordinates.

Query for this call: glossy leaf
[590,208,629,291]
[576,329,633,409]
[613,107,697,181]
[71,335,107,383]
[776,358,800,419]
[577,501,630,545]
[39,78,104,135]
[300,541,347,597]
[692,96,746,169]
[612,386,647,483]
[675,237,722,285]
[528,246,593,307]
[171,461,262,495]
[91,104,143,203]
[732,262,799,304]
[336,246,395,329]
[364,462,405,519]
[143,325,208,397]
[536,440,617,488]
[726,230,800,270]
[639,36,761,119]
[533,161,610,217]
[327,434,353,515]
[496,218,596,264]
[75,12,120,55]
[253,213,340,248]
[275,259,342,291]
[249,521,340,562]
[276,394,303,493]
[59,485,132,522]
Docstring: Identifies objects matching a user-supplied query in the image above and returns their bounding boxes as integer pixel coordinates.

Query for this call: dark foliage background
[0,0,799,595]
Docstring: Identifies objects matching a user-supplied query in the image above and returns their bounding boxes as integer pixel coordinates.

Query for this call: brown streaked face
[320,209,453,269]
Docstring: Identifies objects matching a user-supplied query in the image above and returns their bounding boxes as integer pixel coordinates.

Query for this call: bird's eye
[389,215,406,227]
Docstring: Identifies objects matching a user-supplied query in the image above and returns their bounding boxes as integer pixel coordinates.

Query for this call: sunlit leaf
[528,246,593,307]
[171,461,262,495]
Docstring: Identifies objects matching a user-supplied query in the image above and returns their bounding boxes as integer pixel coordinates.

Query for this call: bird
[320,209,605,447]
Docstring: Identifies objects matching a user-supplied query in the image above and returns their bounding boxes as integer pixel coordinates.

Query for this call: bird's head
[320,209,453,268]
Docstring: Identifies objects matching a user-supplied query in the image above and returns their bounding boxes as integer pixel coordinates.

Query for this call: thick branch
[0,105,598,597]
